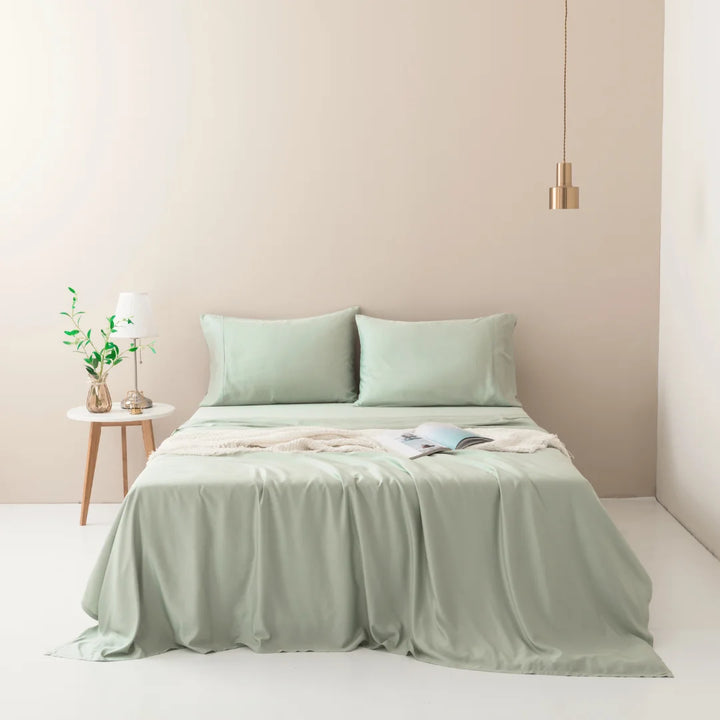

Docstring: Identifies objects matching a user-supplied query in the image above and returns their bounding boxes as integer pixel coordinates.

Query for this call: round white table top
[67,402,175,423]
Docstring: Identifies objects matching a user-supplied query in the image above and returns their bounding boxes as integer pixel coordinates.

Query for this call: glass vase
[86,380,112,413]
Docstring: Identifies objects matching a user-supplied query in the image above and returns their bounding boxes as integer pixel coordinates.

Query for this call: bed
[51,403,670,677]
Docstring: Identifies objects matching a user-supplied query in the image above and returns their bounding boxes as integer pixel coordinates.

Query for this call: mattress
[51,404,670,677]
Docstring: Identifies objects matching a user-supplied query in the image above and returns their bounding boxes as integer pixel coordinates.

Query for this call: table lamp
[113,292,158,409]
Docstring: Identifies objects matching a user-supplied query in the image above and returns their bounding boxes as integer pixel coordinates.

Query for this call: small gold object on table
[128,403,143,416]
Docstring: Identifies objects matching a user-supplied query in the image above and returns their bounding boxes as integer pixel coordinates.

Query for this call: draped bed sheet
[51,404,671,677]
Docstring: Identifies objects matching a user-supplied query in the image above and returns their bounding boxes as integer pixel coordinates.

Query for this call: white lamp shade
[113,292,158,339]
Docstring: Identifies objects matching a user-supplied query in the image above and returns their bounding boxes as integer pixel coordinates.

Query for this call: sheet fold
[150,425,569,458]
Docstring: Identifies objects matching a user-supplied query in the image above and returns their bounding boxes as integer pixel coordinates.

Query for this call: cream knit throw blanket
[151,426,569,459]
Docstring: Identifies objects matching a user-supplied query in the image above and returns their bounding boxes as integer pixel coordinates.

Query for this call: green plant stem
[67,312,107,377]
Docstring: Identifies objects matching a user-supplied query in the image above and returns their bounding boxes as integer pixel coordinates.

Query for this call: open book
[376,422,492,459]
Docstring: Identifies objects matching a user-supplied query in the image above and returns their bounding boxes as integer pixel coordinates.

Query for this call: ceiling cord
[563,0,568,163]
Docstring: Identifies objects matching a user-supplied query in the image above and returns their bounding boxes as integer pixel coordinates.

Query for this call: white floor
[2,499,720,720]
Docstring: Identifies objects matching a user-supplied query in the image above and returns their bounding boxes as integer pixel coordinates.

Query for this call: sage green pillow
[201,308,359,406]
[355,314,520,407]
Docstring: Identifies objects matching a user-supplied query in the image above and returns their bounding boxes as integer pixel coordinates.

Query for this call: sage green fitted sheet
[51,404,670,676]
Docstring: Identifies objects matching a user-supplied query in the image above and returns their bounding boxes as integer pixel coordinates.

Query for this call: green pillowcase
[201,308,359,406]
[355,314,520,407]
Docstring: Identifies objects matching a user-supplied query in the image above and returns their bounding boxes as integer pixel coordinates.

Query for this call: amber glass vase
[86,379,112,413]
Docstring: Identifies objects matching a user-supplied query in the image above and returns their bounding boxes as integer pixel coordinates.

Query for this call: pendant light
[549,0,579,209]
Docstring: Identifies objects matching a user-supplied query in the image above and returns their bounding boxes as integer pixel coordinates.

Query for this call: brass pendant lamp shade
[550,162,579,209]
[549,0,579,209]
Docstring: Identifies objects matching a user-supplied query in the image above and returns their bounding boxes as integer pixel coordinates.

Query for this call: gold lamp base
[549,162,580,209]
[121,389,153,410]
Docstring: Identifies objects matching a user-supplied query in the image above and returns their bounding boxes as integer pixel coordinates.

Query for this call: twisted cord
[563,0,568,162]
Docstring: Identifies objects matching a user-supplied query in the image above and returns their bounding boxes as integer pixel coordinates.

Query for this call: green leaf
[60,311,71,317]
[85,367,98,378]
[64,329,80,336]
[128,346,138,352]
[149,346,156,354]
[63,340,73,345]
[68,286,76,294]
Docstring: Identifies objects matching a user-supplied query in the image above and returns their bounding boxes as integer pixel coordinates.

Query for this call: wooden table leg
[141,420,155,460]
[121,425,128,497]
[80,423,102,526]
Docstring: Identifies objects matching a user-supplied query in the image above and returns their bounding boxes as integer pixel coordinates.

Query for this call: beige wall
[658,0,720,555]
[0,1,664,503]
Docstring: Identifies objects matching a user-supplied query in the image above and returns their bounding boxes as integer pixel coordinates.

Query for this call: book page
[375,431,447,459]
[414,422,491,450]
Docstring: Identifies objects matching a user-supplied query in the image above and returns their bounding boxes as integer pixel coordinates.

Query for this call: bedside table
[67,402,175,525]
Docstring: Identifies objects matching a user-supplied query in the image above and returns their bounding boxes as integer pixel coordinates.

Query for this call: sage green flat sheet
[51,405,671,677]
